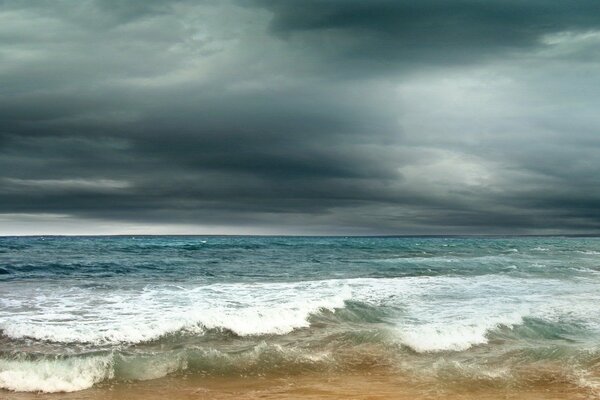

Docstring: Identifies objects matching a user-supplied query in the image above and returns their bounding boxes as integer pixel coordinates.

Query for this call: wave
[3,324,599,394]
[0,281,353,345]
[0,305,591,359]
[376,254,513,264]
[396,312,525,352]
[0,354,113,393]
[576,250,600,255]
[0,343,336,393]
[3,275,599,348]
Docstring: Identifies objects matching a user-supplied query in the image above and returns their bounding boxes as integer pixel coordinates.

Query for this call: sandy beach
[3,368,596,400]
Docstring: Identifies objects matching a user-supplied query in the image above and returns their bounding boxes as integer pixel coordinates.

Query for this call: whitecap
[0,355,113,393]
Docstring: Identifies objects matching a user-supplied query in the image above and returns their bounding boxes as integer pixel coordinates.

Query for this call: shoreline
[2,370,595,400]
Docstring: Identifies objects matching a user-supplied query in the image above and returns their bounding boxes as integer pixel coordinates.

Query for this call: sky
[1,0,600,235]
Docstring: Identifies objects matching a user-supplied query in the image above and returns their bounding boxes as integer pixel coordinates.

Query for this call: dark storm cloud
[257,0,600,71]
[1,0,600,234]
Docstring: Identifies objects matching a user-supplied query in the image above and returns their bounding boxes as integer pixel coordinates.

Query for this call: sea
[1,236,600,398]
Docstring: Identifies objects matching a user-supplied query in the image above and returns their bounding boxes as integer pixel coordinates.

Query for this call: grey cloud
[258,1,600,66]
[1,0,600,234]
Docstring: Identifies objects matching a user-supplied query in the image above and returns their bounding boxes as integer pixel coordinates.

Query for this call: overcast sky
[1,0,600,235]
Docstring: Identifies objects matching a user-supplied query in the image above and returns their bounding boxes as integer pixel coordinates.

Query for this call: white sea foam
[348,275,600,352]
[397,312,525,352]
[347,276,531,352]
[2,275,600,353]
[377,254,511,264]
[0,343,336,392]
[0,355,113,393]
[0,280,352,344]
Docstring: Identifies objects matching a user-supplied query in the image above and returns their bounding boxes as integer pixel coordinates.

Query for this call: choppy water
[1,236,600,393]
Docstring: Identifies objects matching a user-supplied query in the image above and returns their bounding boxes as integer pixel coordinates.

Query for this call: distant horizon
[3,233,600,238]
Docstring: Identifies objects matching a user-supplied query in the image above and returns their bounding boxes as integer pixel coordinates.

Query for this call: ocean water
[1,236,600,394]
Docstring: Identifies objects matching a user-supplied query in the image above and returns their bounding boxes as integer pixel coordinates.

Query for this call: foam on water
[0,355,113,393]
[0,343,337,392]
[0,281,352,344]
[2,275,600,350]
[397,313,524,352]
[349,275,600,352]
[577,250,600,255]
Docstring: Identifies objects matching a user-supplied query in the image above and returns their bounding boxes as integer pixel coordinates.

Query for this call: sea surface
[1,236,600,397]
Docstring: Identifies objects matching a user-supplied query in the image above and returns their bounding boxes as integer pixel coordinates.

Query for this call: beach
[4,370,595,400]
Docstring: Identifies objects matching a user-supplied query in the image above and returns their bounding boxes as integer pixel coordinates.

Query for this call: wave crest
[0,354,113,393]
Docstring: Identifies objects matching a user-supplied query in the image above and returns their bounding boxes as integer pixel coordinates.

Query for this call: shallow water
[1,236,600,397]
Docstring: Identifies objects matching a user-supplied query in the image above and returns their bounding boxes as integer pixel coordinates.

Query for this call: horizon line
[2,233,600,238]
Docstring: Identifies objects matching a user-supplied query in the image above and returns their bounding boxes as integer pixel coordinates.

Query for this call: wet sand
[2,370,595,400]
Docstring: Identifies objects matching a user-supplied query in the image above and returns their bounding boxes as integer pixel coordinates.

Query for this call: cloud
[1,0,600,234]
[258,1,600,66]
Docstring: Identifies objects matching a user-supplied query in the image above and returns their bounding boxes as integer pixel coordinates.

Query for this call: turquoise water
[1,236,600,392]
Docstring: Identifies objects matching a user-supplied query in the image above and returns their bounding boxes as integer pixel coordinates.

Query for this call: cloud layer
[1,0,600,234]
